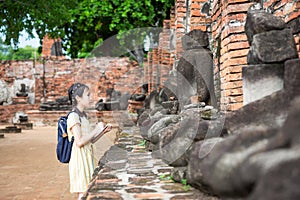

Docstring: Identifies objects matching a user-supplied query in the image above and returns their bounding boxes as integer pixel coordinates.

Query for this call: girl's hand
[104,124,112,133]
[97,122,112,133]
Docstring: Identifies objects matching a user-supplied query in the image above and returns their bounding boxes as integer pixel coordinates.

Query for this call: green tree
[1,0,174,59]
[0,37,12,60]
[63,0,174,58]
[0,0,78,46]
[9,45,40,60]
[0,37,40,60]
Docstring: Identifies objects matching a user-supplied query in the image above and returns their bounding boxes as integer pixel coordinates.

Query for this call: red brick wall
[210,0,252,111]
[175,0,186,57]
[148,0,300,112]
[0,57,139,123]
[190,0,211,31]
[0,104,38,123]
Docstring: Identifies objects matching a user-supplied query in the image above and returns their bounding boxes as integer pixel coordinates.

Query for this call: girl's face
[77,88,91,109]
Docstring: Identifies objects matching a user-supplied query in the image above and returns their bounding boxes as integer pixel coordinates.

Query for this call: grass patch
[180,179,191,191]
[137,139,147,146]
[159,174,174,181]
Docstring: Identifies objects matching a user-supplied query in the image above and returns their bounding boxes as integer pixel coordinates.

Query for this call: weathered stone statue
[0,80,11,105]
[176,30,217,107]
[16,83,28,97]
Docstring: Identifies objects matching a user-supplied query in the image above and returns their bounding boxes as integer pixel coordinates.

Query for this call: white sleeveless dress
[67,112,96,193]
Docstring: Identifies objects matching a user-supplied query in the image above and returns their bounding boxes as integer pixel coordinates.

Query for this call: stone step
[14,123,33,130]
[0,126,22,134]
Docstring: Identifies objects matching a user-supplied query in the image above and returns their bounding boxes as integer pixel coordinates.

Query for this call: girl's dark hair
[68,83,89,107]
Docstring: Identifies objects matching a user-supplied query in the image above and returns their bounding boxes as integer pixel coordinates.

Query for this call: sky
[18,30,40,48]
[1,29,40,48]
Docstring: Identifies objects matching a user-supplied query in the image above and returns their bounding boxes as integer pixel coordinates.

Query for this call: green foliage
[62,0,174,58]
[159,174,174,181]
[0,38,11,60]
[1,0,174,58]
[10,46,40,60]
[180,179,191,191]
[137,139,147,147]
[158,174,191,191]
[0,0,78,47]
[0,38,40,60]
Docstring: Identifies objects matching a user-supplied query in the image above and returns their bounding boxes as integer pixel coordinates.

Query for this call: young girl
[67,82,111,200]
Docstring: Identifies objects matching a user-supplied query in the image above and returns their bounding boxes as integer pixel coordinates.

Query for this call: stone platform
[83,126,219,200]
[0,126,22,134]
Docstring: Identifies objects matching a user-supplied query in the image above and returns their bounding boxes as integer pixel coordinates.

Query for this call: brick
[228,73,242,81]
[191,10,202,17]
[223,3,254,15]
[190,17,212,24]
[190,3,201,9]
[211,19,222,32]
[177,7,186,13]
[220,49,248,63]
[222,88,243,97]
[227,102,243,111]
[220,66,243,77]
[222,34,248,46]
[190,25,207,31]
[176,0,186,3]
[176,23,185,28]
[226,41,249,51]
[285,10,300,23]
[225,0,251,5]
[221,26,245,41]
[221,80,243,89]
[223,13,247,24]
[221,57,247,68]
[192,0,209,2]
[212,7,221,21]
[228,95,243,103]
[273,0,289,10]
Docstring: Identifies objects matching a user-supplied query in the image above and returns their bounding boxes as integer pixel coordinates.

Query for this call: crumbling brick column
[41,34,63,58]
[211,0,254,111]
[175,0,186,58]
[158,20,176,86]
[190,0,212,31]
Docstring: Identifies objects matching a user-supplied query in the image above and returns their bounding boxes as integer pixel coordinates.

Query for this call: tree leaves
[0,0,174,58]
[0,0,78,46]
[65,0,174,58]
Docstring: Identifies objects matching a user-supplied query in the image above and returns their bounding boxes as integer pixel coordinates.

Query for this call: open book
[91,124,109,144]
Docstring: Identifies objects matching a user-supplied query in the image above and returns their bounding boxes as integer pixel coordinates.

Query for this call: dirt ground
[0,125,117,200]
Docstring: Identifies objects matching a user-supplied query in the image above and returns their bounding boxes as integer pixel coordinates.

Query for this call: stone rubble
[135,9,300,200]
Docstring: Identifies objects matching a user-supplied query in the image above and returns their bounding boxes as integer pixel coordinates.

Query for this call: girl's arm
[71,123,103,148]
[91,124,112,144]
